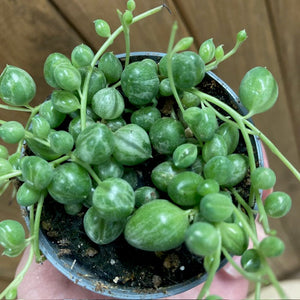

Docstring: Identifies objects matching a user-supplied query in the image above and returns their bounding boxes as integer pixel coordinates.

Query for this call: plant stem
[205,39,246,71]
[24,131,50,147]
[255,189,272,234]
[197,229,221,299]
[0,104,32,112]
[232,205,259,248]
[0,170,22,182]
[49,154,71,167]
[244,119,300,181]
[0,247,34,300]
[255,282,261,300]
[80,4,164,130]
[222,247,262,282]
[71,155,102,185]
[166,22,185,114]
[33,194,45,262]
[262,257,287,299]
[230,187,257,236]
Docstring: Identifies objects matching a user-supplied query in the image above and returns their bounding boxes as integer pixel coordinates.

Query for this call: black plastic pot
[30,52,264,299]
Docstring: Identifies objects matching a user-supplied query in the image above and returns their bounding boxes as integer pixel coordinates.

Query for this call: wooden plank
[266,0,300,151]
[0,0,85,291]
[174,0,300,278]
[0,0,85,104]
[50,0,196,53]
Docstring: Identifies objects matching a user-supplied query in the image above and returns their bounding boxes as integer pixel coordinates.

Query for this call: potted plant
[0,1,299,299]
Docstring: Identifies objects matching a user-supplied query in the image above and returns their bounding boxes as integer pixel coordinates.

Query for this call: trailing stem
[80,5,164,130]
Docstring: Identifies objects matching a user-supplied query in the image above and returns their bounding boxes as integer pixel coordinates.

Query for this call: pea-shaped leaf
[0,220,26,257]
[203,156,234,186]
[259,236,285,257]
[172,143,198,169]
[0,65,36,106]
[216,122,240,154]
[93,157,124,181]
[0,158,13,176]
[93,178,135,220]
[113,124,152,166]
[264,191,292,218]
[200,192,233,223]
[75,123,115,165]
[79,66,107,104]
[21,156,54,190]
[31,116,50,139]
[241,249,261,272]
[121,61,159,106]
[0,121,25,144]
[84,207,125,245]
[149,117,186,155]
[124,199,190,251]
[98,52,123,84]
[134,186,159,208]
[48,130,74,155]
[251,167,276,190]
[25,136,62,161]
[223,154,249,187]
[172,51,205,89]
[53,63,81,92]
[68,116,95,141]
[151,161,183,192]
[183,107,218,142]
[130,106,161,132]
[48,162,92,205]
[44,52,71,88]
[94,19,111,38]
[16,182,41,206]
[168,171,203,206]
[39,100,66,129]
[239,66,278,116]
[219,222,248,255]
[185,222,220,256]
[202,134,228,162]
[51,90,80,114]
[199,38,216,64]
[92,87,125,120]
[71,44,94,68]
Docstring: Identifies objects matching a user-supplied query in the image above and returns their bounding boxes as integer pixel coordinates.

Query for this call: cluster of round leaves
[0,44,291,275]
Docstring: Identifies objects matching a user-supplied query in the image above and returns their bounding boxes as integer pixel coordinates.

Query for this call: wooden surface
[0,0,299,295]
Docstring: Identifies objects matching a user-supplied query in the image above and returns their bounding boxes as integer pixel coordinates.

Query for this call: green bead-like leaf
[92,87,125,120]
[239,66,278,116]
[0,121,25,144]
[199,38,216,64]
[0,220,26,257]
[21,156,54,190]
[75,123,115,165]
[113,124,152,166]
[185,222,220,256]
[125,199,190,251]
[71,44,94,68]
[84,206,125,245]
[51,90,80,114]
[93,177,135,220]
[0,65,36,106]
[47,162,92,205]
[94,19,111,38]
[43,53,71,88]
